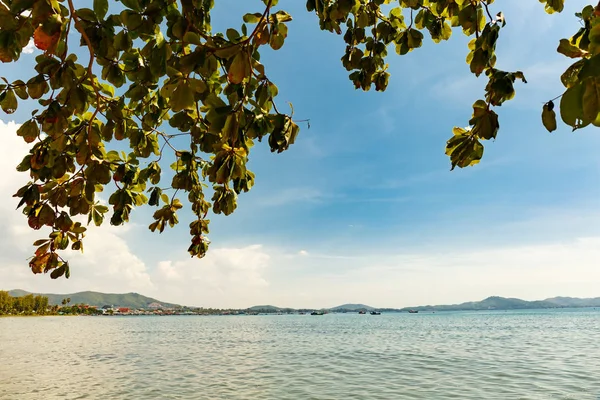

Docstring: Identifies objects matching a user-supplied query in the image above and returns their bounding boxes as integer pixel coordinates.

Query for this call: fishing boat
[370,311,381,315]
[408,310,419,314]
[358,310,366,314]
[310,311,324,315]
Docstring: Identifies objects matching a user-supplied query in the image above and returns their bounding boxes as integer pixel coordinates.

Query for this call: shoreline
[1,307,598,319]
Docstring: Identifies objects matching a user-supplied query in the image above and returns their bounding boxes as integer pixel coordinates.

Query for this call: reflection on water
[1,309,599,399]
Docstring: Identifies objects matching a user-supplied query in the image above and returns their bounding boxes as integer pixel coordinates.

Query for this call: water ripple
[1,310,599,399]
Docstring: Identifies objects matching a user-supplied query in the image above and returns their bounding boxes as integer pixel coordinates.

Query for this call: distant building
[147,302,162,309]
[118,307,130,313]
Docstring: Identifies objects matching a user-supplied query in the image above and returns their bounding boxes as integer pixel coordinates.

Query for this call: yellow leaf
[228,52,250,84]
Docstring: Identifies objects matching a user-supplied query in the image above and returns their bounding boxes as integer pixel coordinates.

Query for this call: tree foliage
[0,291,49,315]
[0,0,596,278]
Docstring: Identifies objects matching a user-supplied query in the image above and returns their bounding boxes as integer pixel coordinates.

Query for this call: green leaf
[50,264,66,279]
[16,120,39,143]
[557,39,587,58]
[12,80,28,99]
[578,55,600,82]
[226,28,240,42]
[243,13,262,23]
[472,109,499,140]
[445,131,484,170]
[407,28,423,49]
[93,0,109,20]
[70,86,88,114]
[114,31,132,51]
[272,10,293,23]
[589,23,600,54]
[183,32,202,46]
[540,0,564,14]
[228,52,250,84]
[76,8,98,22]
[560,83,584,128]
[120,0,141,11]
[170,82,195,112]
[582,78,600,123]
[269,25,287,50]
[0,89,17,113]
[9,0,35,14]
[561,59,585,88]
[214,46,240,59]
[26,75,49,99]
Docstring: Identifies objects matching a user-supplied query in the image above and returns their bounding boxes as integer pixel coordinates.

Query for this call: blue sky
[1,0,599,308]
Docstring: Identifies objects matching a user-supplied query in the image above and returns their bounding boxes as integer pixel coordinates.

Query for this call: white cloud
[430,72,486,108]
[153,245,270,308]
[298,250,308,256]
[62,225,153,293]
[22,39,35,54]
[267,236,600,308]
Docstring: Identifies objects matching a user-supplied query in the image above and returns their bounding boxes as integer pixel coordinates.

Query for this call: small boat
[358,310,366,314]
[408,310,419,314]
[310,311,324,315]
[370,311,381,315]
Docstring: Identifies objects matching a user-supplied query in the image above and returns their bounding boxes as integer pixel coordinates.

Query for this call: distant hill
[247,305,281,312]
[543,296,600,307]
[8,290,180,309]
[7,291,599,312]
[330,303,375,311]
[247,305,300,313]
[398,296,598,312]
[249,296,600,314]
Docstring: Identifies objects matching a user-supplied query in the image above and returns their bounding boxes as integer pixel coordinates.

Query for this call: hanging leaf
[542,101,557,132]
[228,51,250,84]
[0,89,17,113]
[557,39,587,58]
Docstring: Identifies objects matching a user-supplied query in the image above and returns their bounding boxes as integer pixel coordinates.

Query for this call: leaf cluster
[0,0,595,279]
[1,0,297,277]
[540,3,600,133]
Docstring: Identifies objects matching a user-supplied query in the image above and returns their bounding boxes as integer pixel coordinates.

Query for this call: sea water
[1,309,599,399]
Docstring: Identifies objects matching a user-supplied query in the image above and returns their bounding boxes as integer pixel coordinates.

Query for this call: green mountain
[251,296,600,314]
[8,290,180,309]
[247,305,300,313]
[247,305,281,312]
[543,296,600,307]
[330,303,375,311]
[399,296,572,312]
[8,291,599,312]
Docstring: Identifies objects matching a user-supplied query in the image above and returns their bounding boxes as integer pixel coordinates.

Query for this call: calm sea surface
[1,309,599,399]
